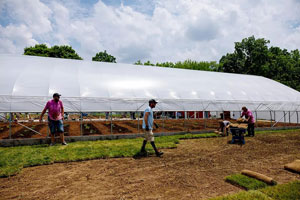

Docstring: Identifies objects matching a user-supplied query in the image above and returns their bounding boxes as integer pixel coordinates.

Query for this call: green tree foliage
[92,50,116,63]
[219,36,300,91]
[24,44,82,60]
[135,59,219,71]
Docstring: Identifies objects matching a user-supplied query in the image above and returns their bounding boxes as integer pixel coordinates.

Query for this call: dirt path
[1,131,300,200]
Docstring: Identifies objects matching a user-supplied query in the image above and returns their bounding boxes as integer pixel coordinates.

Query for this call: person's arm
[39,102,48,122]
[61,102,64,120]
[144,112,150,130]
[39,108,47,122]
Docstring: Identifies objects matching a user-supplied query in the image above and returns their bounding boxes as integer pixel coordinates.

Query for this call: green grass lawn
[209,181,300,200]
[225,173,268,190]
[0,129,299,178]
[0,132,219,177]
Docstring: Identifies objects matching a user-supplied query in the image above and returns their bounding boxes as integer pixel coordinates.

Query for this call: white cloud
[0,0,300,63]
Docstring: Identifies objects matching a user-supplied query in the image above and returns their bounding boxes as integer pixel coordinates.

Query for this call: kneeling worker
[217,120,231,136]
[140,99,163,157]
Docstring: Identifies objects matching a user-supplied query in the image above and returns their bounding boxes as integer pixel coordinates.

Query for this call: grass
[209,181,300,200]
[225,173,268,190]
[0,132,219,177]
[0,129,299,178]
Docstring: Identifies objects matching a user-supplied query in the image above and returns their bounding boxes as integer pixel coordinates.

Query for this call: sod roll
[284,160,300,174]
[241,170,277,185]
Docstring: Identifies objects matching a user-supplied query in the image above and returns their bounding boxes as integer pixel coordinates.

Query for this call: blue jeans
[48,117,64,135]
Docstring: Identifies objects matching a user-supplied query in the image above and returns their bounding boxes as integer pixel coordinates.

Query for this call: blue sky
[0,0,300,63]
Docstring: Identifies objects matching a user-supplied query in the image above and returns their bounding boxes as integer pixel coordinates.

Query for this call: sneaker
[62,141,68,145]
[156,152,164,157]
[49,143,55,146]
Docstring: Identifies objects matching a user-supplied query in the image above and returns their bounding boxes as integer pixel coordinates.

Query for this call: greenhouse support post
[110,112,113,135]
[46,115,49,138]
[9,113,12,139]
[162,111,165,130]
[255,111,258,127]
[297,111,299,124]
[269,111,272,127]
[288,111,291,124]
[204,111,207,129]
[137,111,140,133]
[80,113,83,136]
[283,111,286,128]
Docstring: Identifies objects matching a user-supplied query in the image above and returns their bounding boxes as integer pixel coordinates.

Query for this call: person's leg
[51,133,55,144]
[141,139,147,152]
[247,125,251,136]
[149,130,163,157]
[48,118,56,145]
[251,123,255,136]
[58,120,66,144]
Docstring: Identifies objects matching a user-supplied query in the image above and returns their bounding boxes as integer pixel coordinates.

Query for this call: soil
[0,130,300,200]
[0,119,299,139]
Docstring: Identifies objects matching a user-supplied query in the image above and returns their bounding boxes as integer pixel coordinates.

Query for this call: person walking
[39,93,67,146]
[241,106,255,137]
[140,99,163,157]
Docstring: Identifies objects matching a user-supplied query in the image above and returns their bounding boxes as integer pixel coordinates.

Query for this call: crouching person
[140,99,163,157]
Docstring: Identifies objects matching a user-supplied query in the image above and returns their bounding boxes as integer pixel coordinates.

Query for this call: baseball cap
[53,93,61,97]
[149,99,158,104]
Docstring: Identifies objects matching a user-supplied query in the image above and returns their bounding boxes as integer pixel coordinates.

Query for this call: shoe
[156,151,164,157]
[62,141,68,145]
[140,150,148,157]
[49,143,55,146]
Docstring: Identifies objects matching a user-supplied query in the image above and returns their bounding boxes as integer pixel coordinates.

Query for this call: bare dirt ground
[1,131,300,200]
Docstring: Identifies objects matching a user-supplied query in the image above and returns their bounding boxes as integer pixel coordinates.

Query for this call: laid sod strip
[0,133,218,178]
[225,173,268,190]
[209,190,271,200]
[259,181,300,200]
[209,181,300,200]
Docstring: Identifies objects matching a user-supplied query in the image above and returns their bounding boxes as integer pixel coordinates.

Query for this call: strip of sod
[225,173,268,190]
[209,181,300,200]
[0,133,219,177]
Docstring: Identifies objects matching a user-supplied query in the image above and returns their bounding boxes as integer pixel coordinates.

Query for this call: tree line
[23,36,300,91]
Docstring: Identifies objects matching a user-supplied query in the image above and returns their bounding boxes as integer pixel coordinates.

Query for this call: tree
[219,36,300,91]
[219,36,270,76]
[24,44,82,60]
[92,50,116,63]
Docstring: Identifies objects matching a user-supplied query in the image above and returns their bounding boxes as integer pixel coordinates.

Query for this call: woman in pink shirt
[39,93,67,146]
[241,106,255,137]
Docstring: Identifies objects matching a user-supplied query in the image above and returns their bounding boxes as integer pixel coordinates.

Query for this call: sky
[0,0,300,64]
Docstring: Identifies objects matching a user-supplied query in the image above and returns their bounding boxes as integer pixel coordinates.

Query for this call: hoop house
[0,54,300,113]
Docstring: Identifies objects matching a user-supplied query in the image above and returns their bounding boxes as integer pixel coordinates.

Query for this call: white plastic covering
[0,54,300,112]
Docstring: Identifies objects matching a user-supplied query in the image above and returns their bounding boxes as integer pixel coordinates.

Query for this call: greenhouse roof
[0,54,300,112]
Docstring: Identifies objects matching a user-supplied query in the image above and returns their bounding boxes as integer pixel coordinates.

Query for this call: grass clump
[209,181,300,200]
[225,173,268,190]
[259,181,300,200]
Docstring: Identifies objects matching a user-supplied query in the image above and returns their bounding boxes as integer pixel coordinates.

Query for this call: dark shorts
[48,117,64,135]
